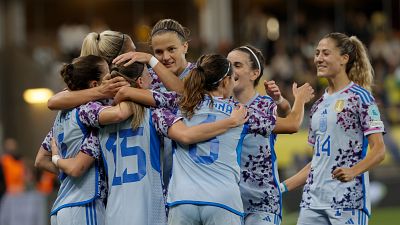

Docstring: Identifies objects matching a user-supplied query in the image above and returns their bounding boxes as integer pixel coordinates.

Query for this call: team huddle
[34,19,386,225]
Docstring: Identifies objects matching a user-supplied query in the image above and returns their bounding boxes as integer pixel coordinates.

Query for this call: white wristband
[149,56,159,68]
[52,155,61,166]
[275,96,284,105]
[279,182,288,193]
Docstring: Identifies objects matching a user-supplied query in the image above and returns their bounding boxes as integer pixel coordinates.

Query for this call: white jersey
[49,109,100,215]
[167,97,247,216]
[301,82,385,216]
[149,62,195,92]
[98,109,166,225]
[238,94,281,216]
[149,62,196,190]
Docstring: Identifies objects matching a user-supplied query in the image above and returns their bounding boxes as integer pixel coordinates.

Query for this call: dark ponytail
[180,66,207,118]
[180,54,232,118]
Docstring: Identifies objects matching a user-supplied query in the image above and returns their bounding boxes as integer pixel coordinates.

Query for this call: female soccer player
[112,19,196,186]
[283,33,386,225]
[227,45,310,225]
[65,61,248,225]
[113,18,194,93]
[114,53,314,225]
[36,55,109,225]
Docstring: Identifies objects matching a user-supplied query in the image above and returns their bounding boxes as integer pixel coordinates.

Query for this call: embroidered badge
[368,105,381,121]
[319,109,328,132]
[334,99,345,112]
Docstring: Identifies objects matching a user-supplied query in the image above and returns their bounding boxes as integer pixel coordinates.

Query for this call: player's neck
[210,89,225,98]
[234,87,256,104]
[327,75,351,94]
[176,61,189,76]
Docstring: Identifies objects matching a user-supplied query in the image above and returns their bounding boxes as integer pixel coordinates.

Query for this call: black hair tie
[196,66,204,72]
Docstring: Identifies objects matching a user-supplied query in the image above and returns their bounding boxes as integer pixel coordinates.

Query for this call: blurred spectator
[0,138,25,194]
[35,171,56,196]
[270,40,293,85]
[346,10,371,44]
[0,161,4,202]
[243,7,270,58]
[0,160,46,225]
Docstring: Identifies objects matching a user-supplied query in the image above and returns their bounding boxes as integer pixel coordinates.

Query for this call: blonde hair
[110,62,146,130]
[81,30,134,64]
[324,32,374,91]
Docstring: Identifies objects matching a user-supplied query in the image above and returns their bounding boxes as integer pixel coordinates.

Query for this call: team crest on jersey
[319,109,328,132]
[368,104,381,121]
[334,99,345,112]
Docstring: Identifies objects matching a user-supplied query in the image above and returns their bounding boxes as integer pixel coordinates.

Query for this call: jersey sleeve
[151,107,181,137]
[79,129,101,159]
[78,101,110,128]
[152,90,180,109]
[307,97,323,146]
[358,99,385,136]
[41,129,53,152]
[247,98,277,136]
[307,117,316,146]
[149,67,163,90]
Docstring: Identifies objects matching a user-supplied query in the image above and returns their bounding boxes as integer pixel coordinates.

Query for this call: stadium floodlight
[23,88,54,104]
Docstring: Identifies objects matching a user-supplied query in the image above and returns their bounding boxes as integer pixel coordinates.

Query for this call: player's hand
[50,138,60,156]
[264,80,282,102]
[113,86,132,105]
[100,74,130,98]
[332,167,356,182]
[292,82,314,104]
[113,51,152,67]
[230,104,249,126]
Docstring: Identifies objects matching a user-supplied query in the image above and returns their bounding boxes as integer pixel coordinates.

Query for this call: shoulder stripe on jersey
[353,85,374,101]
[350,86,374,104]
[349,88,369,104]
[349,88,368,104]
[75,109,88,135]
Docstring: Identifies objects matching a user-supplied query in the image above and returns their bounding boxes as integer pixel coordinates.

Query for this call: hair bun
[66,63,74,74]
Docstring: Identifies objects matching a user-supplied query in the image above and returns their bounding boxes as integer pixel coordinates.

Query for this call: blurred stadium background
[0,0,399,224]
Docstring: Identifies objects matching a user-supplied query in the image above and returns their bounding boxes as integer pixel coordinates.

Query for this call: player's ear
[89,80,99,88]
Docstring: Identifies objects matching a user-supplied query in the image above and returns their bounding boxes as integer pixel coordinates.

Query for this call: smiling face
[314,38,348,79]
[227,50,259,94]
[151,32,188,76]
